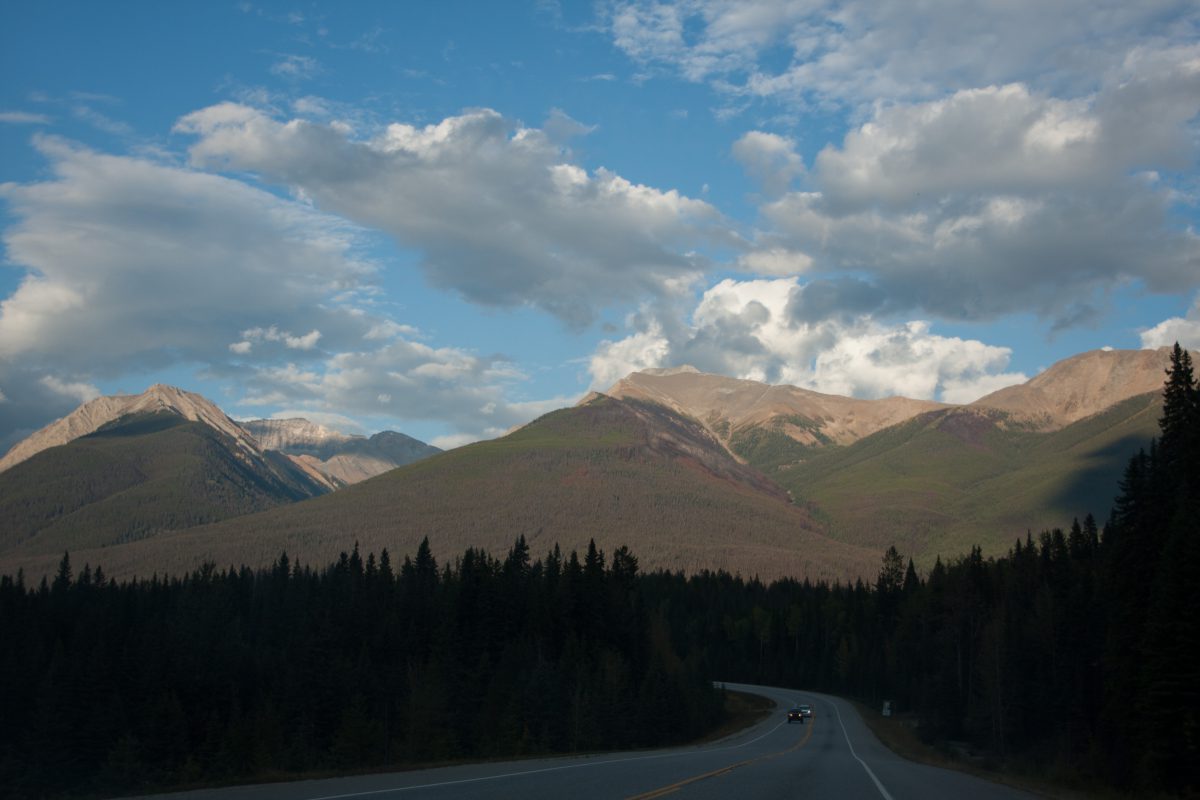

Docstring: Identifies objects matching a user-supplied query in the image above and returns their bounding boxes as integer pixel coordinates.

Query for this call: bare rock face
[242,418,441,486]
[0,384,261,473]
[605,347,1190,459]
[971,346,1184,430]
[240,418,351,453]
[605,368,946,452]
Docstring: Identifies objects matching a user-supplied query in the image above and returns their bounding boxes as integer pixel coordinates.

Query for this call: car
[787,706,805,723]
[798,703,813,719]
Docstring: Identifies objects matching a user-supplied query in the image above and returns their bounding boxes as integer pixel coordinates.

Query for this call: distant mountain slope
[779,391,1162,562]
[1,395,881,584]
[606,367,946,471]
[605,347,1184,565]
[970,346,1175,429]
[0,384,260,473]
[243,418,441,486]
[0,411,326,561]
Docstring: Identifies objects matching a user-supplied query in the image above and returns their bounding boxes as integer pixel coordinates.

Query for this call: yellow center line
[624,718,816,800]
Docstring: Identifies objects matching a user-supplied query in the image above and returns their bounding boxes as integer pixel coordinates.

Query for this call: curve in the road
[627,712,815,800]
[136,683,1032,800]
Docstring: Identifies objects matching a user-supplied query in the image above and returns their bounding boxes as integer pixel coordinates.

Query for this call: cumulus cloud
[732,130,805,197]
[811,74,1200,211]
[589,318,674,389]
[175,104,726,328]
[0,136,373,373]
[607,0,1199,107]
[589,277,1026,402]
[1140,295,1200,349]
[740,61,1200,325]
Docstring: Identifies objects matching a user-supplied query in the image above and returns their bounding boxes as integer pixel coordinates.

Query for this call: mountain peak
[241,417,441,486]
[637,365,702,377]
[241,418,352,451]
[0,384,258,473]
[607,367,946,456]
[971,346,1186,429]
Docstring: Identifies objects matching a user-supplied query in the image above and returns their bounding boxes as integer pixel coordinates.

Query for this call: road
[136,684,1034,800]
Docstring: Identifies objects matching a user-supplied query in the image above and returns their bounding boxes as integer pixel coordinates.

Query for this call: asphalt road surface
[136,683,1034,800]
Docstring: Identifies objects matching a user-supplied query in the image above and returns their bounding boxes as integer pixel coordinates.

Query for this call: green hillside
[1,396,880,584]
[773,392,1161,562]
[0,411,325,560]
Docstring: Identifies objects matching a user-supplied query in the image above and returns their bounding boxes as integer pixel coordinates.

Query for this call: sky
[1,0,1198,451]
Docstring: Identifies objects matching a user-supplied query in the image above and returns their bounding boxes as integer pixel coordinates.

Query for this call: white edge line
[830,699,895,800]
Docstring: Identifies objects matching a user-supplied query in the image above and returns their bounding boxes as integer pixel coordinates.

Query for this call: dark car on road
[787,706,805,723]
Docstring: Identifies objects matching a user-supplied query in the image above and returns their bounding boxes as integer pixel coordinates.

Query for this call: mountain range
[606,347,1176,559]
[0,385,439,568]
[0,346,1183,582]
[241,418,440,488]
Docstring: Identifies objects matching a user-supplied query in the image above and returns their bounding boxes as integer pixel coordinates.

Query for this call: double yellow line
[626,718,816,800]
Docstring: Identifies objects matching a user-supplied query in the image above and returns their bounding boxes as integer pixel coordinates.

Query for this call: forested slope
[1,395,878,584]
[0,411,324,558]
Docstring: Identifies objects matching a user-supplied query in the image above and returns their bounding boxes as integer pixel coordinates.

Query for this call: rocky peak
[971,346,1186,429]
[0,384,260,473]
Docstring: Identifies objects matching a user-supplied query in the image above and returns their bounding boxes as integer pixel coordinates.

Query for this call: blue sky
[2,1,1198,450]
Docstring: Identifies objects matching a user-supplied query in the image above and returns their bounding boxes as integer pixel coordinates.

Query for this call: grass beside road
[697,689,775,744]
[849,700,1119,800]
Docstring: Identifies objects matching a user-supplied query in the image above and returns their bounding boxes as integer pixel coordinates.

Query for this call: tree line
[1,344,1196,797]
[0,539,722,797]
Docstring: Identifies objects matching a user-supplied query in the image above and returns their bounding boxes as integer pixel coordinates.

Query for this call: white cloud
[0,111,51,125]
[38,375,100,405]
[608,0,1199,107]
[1140,295,1200,349]
[175,103,727,328]
[735,246,812,276]
[270,54,321,79]
[233,338,578,443]
[590,318,673,389]
[751,65,1200,325]
[941,371,1031,405]
[238,325,323,350]
[589,277,1027,401]
[0,136,386,445]
[430,432,482,450]
[0,136,372,372]
[732,130,805,197]
[72,104,133,137]
[811,75,1200,211]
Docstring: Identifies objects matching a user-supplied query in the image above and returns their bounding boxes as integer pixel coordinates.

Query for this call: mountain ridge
[0,384,261,473]
[0,394,879,583]
[606,346,1184,464]
[242,418,442,486]
[969,346,1178,429]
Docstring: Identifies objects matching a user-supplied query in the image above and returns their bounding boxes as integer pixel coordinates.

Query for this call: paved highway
[137,684,1033,800]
